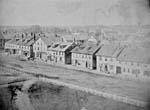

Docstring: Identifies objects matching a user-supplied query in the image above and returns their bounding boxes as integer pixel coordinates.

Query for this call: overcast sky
[0,0,150,26]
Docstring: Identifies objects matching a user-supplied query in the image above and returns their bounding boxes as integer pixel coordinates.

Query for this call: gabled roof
[117,47,150,64]
[48,42,74,52]
[5,38,20,45]
[71,42,101,55]
[96,44,123,57]
[25,38,35,46]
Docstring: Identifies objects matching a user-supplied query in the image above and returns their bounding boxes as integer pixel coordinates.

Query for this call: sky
[0,0,150,26]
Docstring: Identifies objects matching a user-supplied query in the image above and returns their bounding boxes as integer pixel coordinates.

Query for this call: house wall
[5,43,19,50]
[72,53,93,69]
[18,45,30,56]
[47,50,65,64]
[4,43,20,55]
[117,61,150,78]
[96,56,117,74]
[33,38,47,59]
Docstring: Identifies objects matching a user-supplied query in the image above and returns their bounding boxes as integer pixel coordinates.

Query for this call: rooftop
[117,47,150,64]
[96,44,123,57]
[48,42,74,52]
[71,41,101,55]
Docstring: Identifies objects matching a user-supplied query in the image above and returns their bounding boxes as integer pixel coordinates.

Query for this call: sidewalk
[34,60,150,83]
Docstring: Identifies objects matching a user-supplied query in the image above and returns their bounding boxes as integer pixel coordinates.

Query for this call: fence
[0,65,148,108]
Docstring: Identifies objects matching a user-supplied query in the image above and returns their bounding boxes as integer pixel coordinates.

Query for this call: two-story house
[47,42,76,64]
[96,44,123,74]
[117,47,150,78]
[5,38,20,55]
[71,41,102,70]
[33,35,61,61]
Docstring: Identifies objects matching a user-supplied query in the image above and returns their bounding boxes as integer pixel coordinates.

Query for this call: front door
[116,66,121,74]
[86,61,88,68]
[105,65,108,72]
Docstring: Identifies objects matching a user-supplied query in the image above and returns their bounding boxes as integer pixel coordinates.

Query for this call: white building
[96,44,123,74]
[117,47,150,78]
[33,35,61,61]
[5,38,20,55]
[47,42,76,64]
[71,41,102,70]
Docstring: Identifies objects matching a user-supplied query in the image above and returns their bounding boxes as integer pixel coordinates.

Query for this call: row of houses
[4,32,150,79]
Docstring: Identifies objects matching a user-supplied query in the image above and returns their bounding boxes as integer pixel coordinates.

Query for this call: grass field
[29,82,147,110]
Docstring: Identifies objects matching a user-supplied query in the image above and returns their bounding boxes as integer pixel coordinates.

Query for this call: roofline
[71,51,94,55]
[117,59,150,65]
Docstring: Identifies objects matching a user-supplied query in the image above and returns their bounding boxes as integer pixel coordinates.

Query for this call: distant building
[0,31,11,49]
[117,47,150,78]
[5,38,20,55]
[61,33,89,45]
[47,42,76,64]
[71,41,102,70]
[96,44,123,74]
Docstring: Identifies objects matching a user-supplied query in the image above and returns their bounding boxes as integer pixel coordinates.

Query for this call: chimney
[22,33,24,39]
[34,33,36,41]
[31,32,33,36]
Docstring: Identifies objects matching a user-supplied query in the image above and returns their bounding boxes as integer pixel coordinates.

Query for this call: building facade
[71,41,102,70]
[47,42,76,64]
[117,48,150,78]
[5,38,20,55]
[33,37,50,61]
[96,44,123,74]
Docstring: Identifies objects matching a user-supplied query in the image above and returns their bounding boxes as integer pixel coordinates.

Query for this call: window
[38,47,39,50]
[128,68,130,73]
[82,55,84,58]
[52,44,59,48]
[60,57,62,61]
[110,65,114,70]
[89,56,91,59]
[144,65,147,68]
[131,62,134,65]
[105,58,107,61]
[144,71,150,77]
[110,58,113,61]
[123,68,126,72]
[60,45,67,49]
[119,61,121,64]
[99,57,102,60]
[85,55,87,58]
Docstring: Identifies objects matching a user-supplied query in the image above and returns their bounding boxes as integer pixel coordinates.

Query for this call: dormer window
[52,44,59,48]
[60,45,67,49]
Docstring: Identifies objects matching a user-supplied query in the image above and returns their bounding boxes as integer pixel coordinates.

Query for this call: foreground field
[28,81,146,110]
